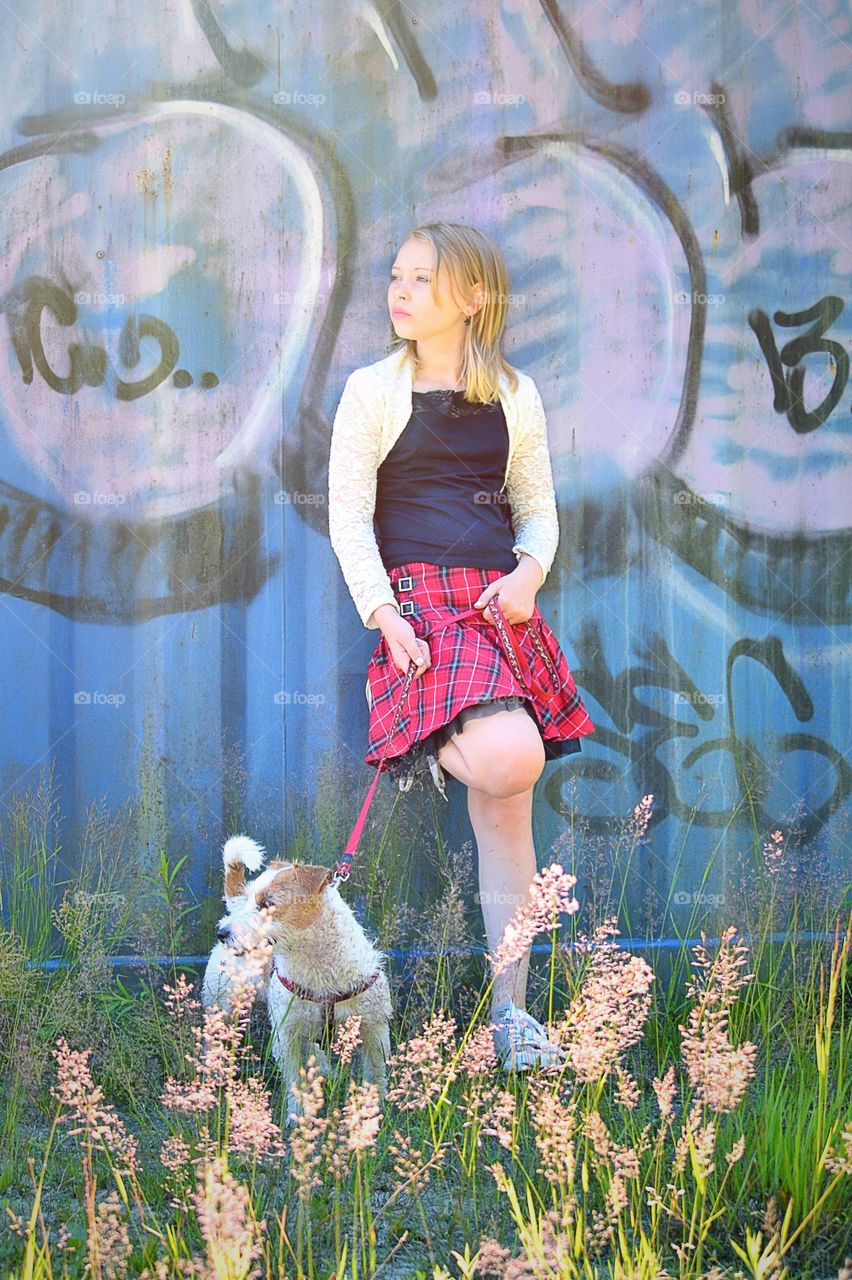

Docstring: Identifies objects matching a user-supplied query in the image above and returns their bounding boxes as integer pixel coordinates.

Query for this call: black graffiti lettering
[115,314,179,401]
[748,295,848,433]
[5,276,107,392]
[545,629,837,838]
[1,276,181,401]
[574,621,711,737]
[774,733,851,834]
[676,735,769,827]
[726,635,814,724]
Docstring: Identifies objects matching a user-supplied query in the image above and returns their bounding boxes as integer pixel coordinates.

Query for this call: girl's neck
[411,339,464,390]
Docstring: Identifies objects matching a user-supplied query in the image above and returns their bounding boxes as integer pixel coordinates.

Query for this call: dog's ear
[264,864,331,905]
[261,864,332,927]
[224,862,248,900]
[222,835,265,900]
[293,864,333,898]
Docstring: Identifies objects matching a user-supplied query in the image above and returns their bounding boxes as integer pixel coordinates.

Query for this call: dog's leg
[202,943,237,1014]
[360,1021,391,1101]
[269,1025,303,1126]
[312,1041,331,1076]
[268,999,323,1126]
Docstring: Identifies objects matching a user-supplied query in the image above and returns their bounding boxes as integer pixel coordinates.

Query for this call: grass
[0,762,850,1280]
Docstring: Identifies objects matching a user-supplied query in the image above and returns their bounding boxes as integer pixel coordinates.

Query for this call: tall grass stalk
[1,774,849,1278]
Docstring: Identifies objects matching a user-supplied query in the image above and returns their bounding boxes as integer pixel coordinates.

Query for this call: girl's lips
[391,309,411,317]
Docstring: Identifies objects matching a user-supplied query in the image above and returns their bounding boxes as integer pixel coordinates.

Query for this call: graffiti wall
[0,0,848,940]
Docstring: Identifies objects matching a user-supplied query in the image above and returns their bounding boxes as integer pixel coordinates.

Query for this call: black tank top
[373,389,518,573]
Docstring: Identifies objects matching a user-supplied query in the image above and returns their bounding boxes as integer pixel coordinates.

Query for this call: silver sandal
[491,1000,567,1072]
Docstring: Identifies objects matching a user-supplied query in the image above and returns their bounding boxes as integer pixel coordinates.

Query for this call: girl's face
[388,238,471,342]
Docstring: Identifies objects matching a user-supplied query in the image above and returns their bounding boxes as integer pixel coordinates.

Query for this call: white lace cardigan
[327,345,560,629]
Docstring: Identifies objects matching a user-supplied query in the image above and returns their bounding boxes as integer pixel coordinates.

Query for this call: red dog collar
[274,964,380,1046]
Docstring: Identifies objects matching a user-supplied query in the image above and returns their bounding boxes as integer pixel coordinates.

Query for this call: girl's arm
[328,369,401,629]
[504,376,560,586]
[474,377,560,624]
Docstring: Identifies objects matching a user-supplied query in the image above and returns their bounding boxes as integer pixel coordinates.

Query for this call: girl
[328,222,595,1070]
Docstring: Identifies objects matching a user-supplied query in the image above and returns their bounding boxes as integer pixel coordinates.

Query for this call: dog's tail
[223,835,266,872]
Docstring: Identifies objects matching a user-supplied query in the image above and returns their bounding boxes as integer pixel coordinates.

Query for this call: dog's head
[216,839,333,951]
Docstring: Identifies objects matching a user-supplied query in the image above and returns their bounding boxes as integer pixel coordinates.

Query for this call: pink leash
[330,594,561,888]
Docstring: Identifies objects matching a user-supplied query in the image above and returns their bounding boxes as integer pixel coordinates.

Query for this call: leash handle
[482,597,561,701]
[333,591,562,887]
[425,597,561,701]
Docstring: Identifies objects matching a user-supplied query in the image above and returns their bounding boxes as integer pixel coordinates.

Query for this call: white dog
[202,835,392,1121]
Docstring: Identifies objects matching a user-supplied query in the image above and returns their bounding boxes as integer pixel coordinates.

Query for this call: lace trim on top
[411,388,499,418]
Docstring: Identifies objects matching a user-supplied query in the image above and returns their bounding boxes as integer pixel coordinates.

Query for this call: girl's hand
[375,607,432,677]
[474,556,542,625]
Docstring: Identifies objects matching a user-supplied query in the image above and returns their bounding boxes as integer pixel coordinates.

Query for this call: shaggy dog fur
[202,836,392,1121]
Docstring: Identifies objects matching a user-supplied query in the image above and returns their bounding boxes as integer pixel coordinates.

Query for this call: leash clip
[330,856,353,890]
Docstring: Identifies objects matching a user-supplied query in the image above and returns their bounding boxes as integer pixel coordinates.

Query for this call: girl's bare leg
[437,709,545,1017]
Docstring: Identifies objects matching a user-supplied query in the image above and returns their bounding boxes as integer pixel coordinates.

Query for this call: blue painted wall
[0,0,848,943]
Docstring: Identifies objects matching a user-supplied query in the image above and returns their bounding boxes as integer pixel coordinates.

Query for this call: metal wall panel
[0,0,848,943]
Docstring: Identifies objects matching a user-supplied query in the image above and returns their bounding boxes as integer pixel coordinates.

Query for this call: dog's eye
[255,893,269,909]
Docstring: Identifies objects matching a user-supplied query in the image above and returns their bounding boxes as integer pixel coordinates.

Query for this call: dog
[202,835,392,1122]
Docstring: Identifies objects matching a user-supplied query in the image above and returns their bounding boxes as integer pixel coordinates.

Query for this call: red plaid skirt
[364,561,595,768]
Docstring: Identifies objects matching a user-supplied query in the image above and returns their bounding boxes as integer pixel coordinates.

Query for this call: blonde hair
[389,222,520,402]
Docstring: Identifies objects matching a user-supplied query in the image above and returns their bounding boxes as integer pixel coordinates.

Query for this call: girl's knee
[481,745,544,797]
[462,718,545,796]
